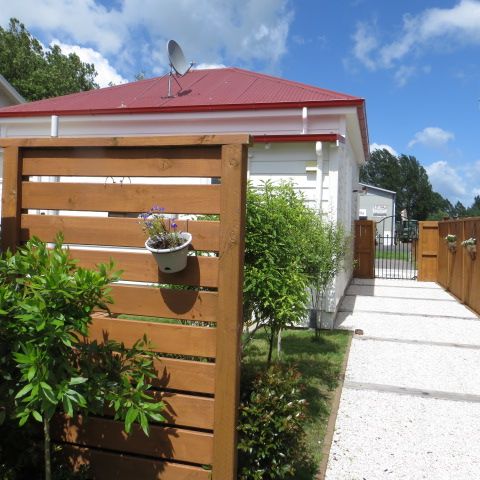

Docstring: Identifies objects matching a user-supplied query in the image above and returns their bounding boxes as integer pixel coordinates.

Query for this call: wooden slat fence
[436,218,480,315]
[0,135,249,479]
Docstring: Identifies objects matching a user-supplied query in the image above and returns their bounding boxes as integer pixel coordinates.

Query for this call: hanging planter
[145,232,192,273]
[461,237,477,260]
[444,234,457,253]
[140,206,192,274]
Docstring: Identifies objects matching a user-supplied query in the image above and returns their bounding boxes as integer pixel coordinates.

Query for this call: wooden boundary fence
[0,135,250,479]
[437,218,480,315]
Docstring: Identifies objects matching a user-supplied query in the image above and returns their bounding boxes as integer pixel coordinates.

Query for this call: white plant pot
[145,232,192,273]
[447,242,456,253]
[466,244,477,254]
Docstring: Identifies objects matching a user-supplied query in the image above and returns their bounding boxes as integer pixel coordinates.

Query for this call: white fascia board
[0,74,25,104]
[345,111,366,165]
[0,107,348,139]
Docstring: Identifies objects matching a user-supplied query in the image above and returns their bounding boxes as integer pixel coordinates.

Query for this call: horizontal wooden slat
[158,392,214,430]
[22,182,221,214]
[101,391,213,430]
[53,415,213,465]
[61,445,211,480]
[102,392,214,430]
[89,315,216,358]
[152,357,215,395]
[108,284,218,323]
[70,249,218,287]
[22,146,222,177]
[21,214,220,250]
[0,134,250,148]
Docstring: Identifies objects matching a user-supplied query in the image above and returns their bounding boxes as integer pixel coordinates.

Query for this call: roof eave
[0,98,369,159]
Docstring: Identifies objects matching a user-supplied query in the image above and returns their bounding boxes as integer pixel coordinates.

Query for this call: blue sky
[1,0,479,206]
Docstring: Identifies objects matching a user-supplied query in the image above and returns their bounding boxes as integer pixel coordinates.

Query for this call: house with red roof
[0,67,369,327]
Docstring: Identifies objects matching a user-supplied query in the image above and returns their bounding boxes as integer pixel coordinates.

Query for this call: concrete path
[325,278,480,480]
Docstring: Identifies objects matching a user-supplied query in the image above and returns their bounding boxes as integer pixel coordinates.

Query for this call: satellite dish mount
[167,40,193,98]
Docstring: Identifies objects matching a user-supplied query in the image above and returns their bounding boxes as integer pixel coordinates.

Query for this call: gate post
[354,220,375,279]
[417,221,439,281]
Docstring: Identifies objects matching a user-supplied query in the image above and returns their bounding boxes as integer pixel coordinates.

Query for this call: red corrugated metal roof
[0,67,369,159]
[0,67,363,116]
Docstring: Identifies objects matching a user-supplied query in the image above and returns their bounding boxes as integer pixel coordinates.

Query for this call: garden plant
[0,236,165,480]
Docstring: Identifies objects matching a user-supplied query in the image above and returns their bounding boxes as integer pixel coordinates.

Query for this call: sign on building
[373,204,388,217]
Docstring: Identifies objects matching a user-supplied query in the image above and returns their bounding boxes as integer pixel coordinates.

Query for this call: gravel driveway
[325,278,480,480]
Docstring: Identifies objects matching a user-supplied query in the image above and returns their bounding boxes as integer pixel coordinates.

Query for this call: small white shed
[0,67,369,327]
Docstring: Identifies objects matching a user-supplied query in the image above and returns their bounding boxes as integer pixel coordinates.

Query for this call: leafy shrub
[237,364,315,480]
[0,236,165,480]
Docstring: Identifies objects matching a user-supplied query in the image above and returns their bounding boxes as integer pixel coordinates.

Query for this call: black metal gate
[375,216,418,279]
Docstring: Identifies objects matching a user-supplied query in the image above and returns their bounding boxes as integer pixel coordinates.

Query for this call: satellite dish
[167,40,192,76]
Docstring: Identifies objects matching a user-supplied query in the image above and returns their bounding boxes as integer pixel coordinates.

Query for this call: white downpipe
[302,107,308,134]
[50,115,59,137]
[50,115,60,216]
[315,141,323,212]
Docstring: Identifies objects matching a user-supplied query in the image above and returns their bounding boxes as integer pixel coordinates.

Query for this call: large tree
[466,195,480,217]
[0,18,98,101]
[360,149,438,220]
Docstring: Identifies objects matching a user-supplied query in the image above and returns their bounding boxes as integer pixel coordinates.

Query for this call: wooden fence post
[212,144,248,479]
[1,146,22,252]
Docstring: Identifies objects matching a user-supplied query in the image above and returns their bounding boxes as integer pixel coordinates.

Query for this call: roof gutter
[253,133,345,144]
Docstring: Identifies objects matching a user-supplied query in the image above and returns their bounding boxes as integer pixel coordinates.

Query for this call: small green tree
[0,236,165,480]
[244,181,313,363]
[303,216,349,336]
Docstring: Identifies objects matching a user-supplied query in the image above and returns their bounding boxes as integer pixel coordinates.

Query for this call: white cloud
[352,22,378,70]
[0,2,126,54]
[370,143,398,156]
[426,160,467,201]
[194,63,227,70]
[51,41,128,87]
[351,1,480,81]
[408,127,455,149]
[393,65,416,87]
[1,1,293,80]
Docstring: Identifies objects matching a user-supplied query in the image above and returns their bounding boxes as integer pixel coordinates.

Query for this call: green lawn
[375,248,409,260]
[242,328,351,477]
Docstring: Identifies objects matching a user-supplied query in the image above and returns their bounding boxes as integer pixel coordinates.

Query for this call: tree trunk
[276,329,282,359]
[267,330,275,365]
[43,417,52,480]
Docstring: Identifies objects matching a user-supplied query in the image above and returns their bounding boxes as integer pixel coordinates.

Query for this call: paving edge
[316,330,353,480]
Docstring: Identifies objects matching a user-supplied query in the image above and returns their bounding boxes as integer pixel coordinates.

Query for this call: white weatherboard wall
[249,142,320,206]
